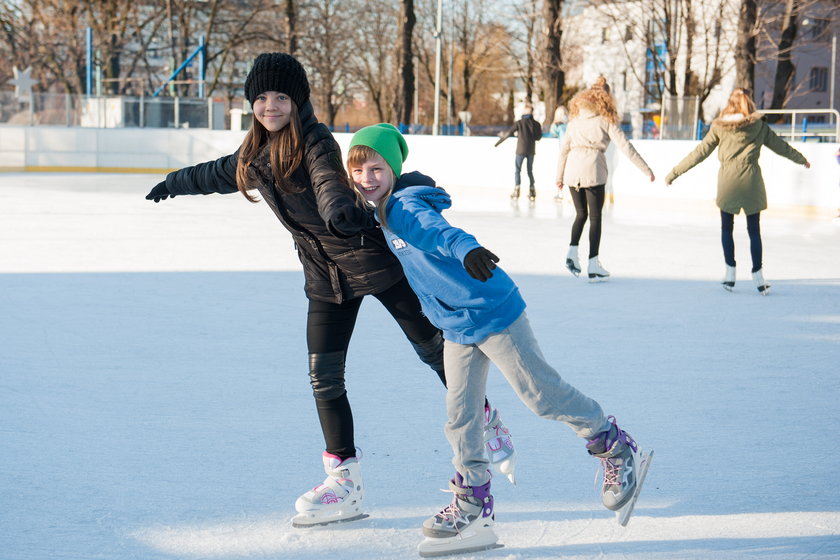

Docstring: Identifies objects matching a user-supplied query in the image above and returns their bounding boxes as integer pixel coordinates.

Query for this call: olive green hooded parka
[665,112,808,215]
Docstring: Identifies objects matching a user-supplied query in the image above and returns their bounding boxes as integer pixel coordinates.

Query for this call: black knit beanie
[244,52,310,108]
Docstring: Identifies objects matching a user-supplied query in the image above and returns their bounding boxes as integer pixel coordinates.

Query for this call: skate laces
[592,416,637,490]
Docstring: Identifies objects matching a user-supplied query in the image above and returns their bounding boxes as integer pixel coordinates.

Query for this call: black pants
[306,277,444,459]
[721,210,762,272]
[569,184,606,258]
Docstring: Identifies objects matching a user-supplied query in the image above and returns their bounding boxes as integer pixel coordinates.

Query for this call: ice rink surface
[1,172,839,559]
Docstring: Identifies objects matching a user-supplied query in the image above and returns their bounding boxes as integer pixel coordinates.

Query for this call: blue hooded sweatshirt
[376,172,526,344]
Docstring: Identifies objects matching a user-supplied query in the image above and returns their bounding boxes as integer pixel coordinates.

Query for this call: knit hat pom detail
[244,52,310,108]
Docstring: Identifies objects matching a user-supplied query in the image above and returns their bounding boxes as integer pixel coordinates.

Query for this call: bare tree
[735,0,758,91]
[542,0,565,126]
[769,0,801,109]
[285,0,297,55]
[347,0,399,122]
[393,0,416,126]
[298,0,356,127]
[590,0,732,107]
[505,0,539,105]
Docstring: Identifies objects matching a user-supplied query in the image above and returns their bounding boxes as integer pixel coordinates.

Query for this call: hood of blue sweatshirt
[377,173,525,344]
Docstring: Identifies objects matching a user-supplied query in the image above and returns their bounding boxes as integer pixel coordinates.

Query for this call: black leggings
[306,277,444,459]
[569,184,606,258]
[720,210,762,272]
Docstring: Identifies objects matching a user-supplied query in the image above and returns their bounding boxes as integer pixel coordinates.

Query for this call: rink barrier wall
[1,125,838,210]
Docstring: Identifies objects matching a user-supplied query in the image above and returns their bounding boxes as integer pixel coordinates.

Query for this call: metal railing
[759,108,839,142]
[0,92,226,129]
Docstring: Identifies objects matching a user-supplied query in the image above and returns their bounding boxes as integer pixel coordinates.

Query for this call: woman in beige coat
[665,88,810,294]
[556,78,655,281]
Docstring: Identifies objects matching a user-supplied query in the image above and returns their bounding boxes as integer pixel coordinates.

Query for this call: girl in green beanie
[346,124,652,556]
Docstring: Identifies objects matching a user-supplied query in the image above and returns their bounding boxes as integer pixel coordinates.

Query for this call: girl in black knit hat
[144,52,515,528]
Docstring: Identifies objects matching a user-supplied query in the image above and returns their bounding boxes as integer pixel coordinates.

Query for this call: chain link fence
[0,92,226,129]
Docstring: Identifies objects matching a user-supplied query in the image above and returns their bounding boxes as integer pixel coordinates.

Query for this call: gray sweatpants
[443,311,609,486]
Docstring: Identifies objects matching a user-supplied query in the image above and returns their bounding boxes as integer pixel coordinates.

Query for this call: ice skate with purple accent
[292,450,367,528]
[484,403,517,484]
[417,473,502,557]
[587,416,652,526]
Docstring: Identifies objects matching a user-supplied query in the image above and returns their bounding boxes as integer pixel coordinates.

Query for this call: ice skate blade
[616,449,654,527]
[418,524,502,558]
[565,260,580,277]
[588,275,609,283]
[493,456,517,485]
[757,285,770,295]
[722,282,734,291]
[291,512,369,528]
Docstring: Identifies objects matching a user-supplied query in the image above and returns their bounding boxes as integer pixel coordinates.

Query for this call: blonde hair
[720,88,757,118]
[346,144,396,230]
[569,76,619,125]
[235,101,305,203]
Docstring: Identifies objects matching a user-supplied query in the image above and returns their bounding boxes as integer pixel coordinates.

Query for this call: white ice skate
[722,265,736,291]
[587,256,610,282]
[417,474,502,558]
[484,404,517,484]
[291,450,367,528]
[565,246,581,277]
[752,269,770,295]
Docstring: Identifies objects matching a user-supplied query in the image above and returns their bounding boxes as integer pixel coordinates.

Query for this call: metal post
[432,0,443,136]
[693,95,700,140]
[660,95,666,140]
[447,2,454,135]
[86,28,92,97]
[413,58,419,130]
[830,33,836,113]
[199,35,205,98]
[166,0,175,97]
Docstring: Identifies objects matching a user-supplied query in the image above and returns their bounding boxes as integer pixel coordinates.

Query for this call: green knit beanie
[348,123,409,177]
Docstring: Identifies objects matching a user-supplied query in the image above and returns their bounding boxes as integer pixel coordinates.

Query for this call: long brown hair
[235,101,305,203]
[569,76,619,125]
[346,144,396,230]
[719,88,757,119]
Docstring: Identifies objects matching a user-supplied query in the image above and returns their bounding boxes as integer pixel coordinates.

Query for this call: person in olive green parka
[665,88,810,295]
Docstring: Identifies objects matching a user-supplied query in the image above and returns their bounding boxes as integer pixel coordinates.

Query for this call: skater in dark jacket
[144,52,515,528]
[494,104,543,201]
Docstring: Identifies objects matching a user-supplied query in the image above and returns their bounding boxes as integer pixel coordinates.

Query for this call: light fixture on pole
[432,0,443,136]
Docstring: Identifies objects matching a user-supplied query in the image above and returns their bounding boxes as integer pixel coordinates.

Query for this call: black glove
[464,247,499,282]
[145,181,173,203]
[327,205,375,238]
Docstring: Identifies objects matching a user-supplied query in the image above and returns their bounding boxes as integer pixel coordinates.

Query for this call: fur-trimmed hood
[712,111,762,130]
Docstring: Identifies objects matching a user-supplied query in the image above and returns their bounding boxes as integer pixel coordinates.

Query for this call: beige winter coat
[665,112,808,215]
[556,108,653,187]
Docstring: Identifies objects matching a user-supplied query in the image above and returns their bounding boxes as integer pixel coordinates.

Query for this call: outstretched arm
[494,124,516,147]
[146,152,240,202]
[761,123,809,167]
[665,127,720,185]
[606,121,654,181]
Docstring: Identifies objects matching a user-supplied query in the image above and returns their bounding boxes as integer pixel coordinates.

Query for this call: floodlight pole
[432,0,443,136]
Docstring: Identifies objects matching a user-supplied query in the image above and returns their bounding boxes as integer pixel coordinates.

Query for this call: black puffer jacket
[164,101,403,303]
